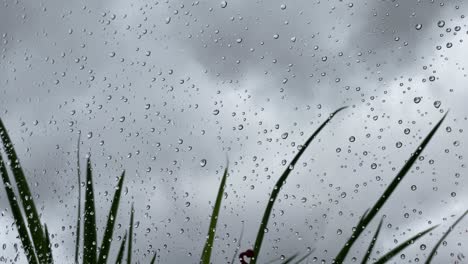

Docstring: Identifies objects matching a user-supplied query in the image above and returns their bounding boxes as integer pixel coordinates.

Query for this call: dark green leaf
[127,205,134,264]
[333,113,447,263]
[293,250,314,264]
[361,218,383,264]
[0,153,38,264]
[250,107,347,264]
[425,210,468,264]
[200,166,228,264]
[115,232,127,264]
[149,252,157,264]
[280,253,299,264]
[374,225,437,264]
[44,224,54,264]
[98,171,126,264]
[0,119,49,262]
[83,157,97,264]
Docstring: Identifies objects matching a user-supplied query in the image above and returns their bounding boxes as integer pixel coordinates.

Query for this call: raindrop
[200,159,207,167]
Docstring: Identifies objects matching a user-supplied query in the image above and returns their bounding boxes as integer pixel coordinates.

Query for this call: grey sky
[0,0,467,263]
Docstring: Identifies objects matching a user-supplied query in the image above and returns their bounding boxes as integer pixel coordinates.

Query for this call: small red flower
[239,249,254,264]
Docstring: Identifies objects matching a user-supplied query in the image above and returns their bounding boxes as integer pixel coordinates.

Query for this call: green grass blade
[115,232,127,264]
[200,166,229,264]
[83,157,97,264]
[0,119,48,262]
[44,224,54,263]
[280,253,299,264]
[333,113,447,263]
[127,204,134,264]
[229,222,245,264]
[250,107,347,264]
[361,218,383,264]
[149,252,157,264]
[75,134,82,264]
[356,208,370,229]
[374,225,438,264]
[0,153,39,264]
[425,210,468,264]
[97,171,126,264]
[293,250,314,264]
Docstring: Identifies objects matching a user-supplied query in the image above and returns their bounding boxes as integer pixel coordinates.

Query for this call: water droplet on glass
[200,159,207,167]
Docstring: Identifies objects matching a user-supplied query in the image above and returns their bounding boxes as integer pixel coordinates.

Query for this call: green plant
[1,109,466,264]
[199,109,466,264]
[0,119,156,264]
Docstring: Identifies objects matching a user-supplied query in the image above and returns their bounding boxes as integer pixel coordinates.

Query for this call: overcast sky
[0,0,467,263]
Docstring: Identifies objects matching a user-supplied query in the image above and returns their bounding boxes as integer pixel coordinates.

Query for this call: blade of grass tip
[83,157,97,264]
[200,165,229,264]
[127,204,134,264]
[0,154,39,264]
[293,249,315,264]
[333,112,447,264]
[44,224,54,263]
[75,134,81,264]
[229,221,245,264]
[98,171,126,264]
[150,252,157,264]
[251,107,347,264]
[374,225,438,264]
[425,210,468,264]
[356,208,370,228]
[0,119,48,262]
[361,217,384,264]
[115,232,127,264]
[280,253,299,264]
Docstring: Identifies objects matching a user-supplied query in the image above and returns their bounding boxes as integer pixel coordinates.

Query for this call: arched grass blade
[75,135,82,264]
[374,225,438,264]
[83,157,97,264]
[115,232,127,264]
[98,171,126,264]
[200,166,229,264]
[127,204,134,264]
[0,119,49,262]
[149,252,157,264]
[293,250,314,264]
[361,218,383,264]
[425,210,468,264]
[333,112,447,263]
[0,153,38,264]
[250,107,347,264]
